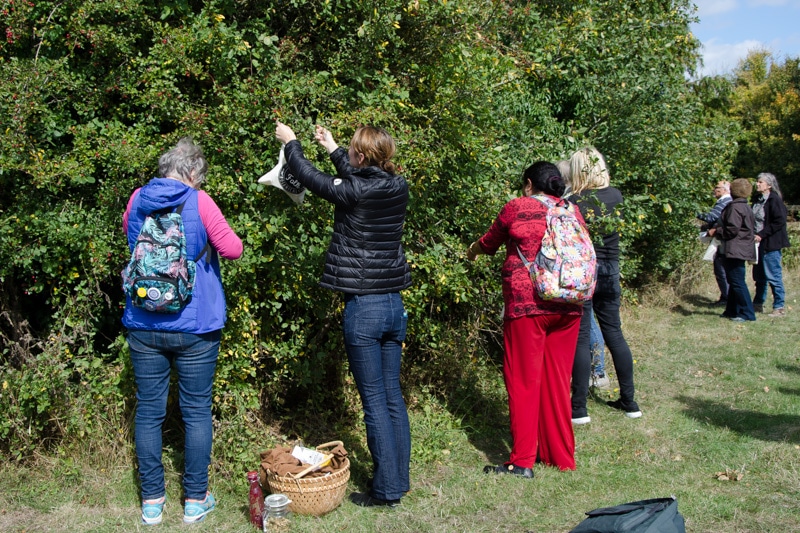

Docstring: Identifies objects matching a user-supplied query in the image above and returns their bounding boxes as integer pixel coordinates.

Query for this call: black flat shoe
[483,463,534,478]
[349,492,401,508]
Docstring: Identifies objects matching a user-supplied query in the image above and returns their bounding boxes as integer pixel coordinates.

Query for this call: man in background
[697,181,732,306]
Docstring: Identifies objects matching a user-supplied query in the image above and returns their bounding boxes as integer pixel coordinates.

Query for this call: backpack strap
[193,242,211,263]
[516,245,533,271]
[516,194,556,271]
[532,193,563,207]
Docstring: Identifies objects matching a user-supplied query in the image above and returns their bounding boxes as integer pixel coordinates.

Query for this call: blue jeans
[723,258,756,320]
[572,260,637,416]
[588,308,605,377]
[343,293,410,501]
[128,329,220,501]
[713,253,729,301]
[753,249,785,309]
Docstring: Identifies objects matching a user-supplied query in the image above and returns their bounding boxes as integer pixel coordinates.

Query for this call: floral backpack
[516,195,597,304]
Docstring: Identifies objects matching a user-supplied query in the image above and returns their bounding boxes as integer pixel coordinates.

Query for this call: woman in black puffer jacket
[275,121,411,508]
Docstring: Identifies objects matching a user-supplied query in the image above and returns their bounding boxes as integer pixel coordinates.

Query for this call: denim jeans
[572,260,636,416]
[723,257,756,320]
[343,292,410,501]
[752,249,785,309]
[127,329,220,501]
[588,308,605,377]
[713,253,729,301]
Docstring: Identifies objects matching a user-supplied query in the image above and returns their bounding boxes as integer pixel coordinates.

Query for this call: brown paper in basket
[259,441,349,486]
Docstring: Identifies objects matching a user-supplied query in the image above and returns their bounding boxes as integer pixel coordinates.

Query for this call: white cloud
[696,39,766,76]
[747,0,789,6]
[695,0,739,16]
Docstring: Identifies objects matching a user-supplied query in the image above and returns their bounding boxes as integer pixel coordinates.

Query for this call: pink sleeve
[198,191,243,260]
[122,188,141,234]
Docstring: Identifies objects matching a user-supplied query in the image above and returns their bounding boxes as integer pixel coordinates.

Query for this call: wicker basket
[265,441,350,516]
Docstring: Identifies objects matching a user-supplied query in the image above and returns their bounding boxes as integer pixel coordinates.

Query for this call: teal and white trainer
[141,495,166,525]
[183,492,216,524]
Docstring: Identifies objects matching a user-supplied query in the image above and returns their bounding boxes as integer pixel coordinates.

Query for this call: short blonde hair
[569,146,610,194]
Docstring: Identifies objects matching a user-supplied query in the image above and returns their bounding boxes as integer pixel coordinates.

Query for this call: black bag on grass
[570,497,685,533]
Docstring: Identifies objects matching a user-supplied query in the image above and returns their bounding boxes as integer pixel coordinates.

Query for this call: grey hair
[756,172,782,199]
[158,137,208,188]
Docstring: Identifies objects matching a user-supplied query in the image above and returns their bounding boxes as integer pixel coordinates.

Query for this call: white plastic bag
[748,241,759,265]
[258,145,306,205]
[702,237,720,262]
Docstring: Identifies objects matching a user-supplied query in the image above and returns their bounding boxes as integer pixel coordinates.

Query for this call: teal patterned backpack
[121,202,207,313]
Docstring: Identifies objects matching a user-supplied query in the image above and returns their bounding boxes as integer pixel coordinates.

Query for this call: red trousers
[503,313,581,470]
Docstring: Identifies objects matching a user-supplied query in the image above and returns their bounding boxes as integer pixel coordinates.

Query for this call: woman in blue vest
[123,138,243,525]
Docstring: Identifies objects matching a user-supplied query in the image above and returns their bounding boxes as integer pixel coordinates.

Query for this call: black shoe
[714,299,727,307]
[483,463,534,478]
[349,492,400,508]
[607,398,642,419]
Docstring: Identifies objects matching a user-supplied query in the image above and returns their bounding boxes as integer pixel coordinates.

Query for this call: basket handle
[316,440,343,450]
[291,452,333,480]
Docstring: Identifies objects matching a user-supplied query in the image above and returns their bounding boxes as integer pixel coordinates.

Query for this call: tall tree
[730,50,800,202]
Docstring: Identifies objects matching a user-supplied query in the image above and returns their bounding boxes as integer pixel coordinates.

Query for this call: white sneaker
[572,416,591,425]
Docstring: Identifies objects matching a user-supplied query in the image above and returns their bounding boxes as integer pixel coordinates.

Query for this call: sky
[690,0,800,77]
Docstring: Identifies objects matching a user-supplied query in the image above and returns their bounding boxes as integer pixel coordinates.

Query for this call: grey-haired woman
[751,172,790,317]
[123,138,243,525]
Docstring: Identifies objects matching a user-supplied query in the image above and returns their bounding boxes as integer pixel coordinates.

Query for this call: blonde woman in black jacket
[275,121,411,508]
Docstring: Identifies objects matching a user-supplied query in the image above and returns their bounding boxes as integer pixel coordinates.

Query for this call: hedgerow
[0,0,737,469]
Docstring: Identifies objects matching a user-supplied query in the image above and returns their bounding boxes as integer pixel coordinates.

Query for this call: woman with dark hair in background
[559,158,609,390]
[751,172,790,317]
[467,161,585,475]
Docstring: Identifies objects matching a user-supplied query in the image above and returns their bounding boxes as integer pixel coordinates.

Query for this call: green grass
[1,265,798,532]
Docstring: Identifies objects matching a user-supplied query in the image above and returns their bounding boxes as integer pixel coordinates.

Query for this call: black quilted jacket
[283,140,412,294]
[756,193,790,252]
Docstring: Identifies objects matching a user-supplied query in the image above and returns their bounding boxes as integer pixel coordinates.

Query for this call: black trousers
[571,260,637,416]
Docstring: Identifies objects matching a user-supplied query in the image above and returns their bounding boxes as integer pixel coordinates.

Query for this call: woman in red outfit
[467,161,584,475]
